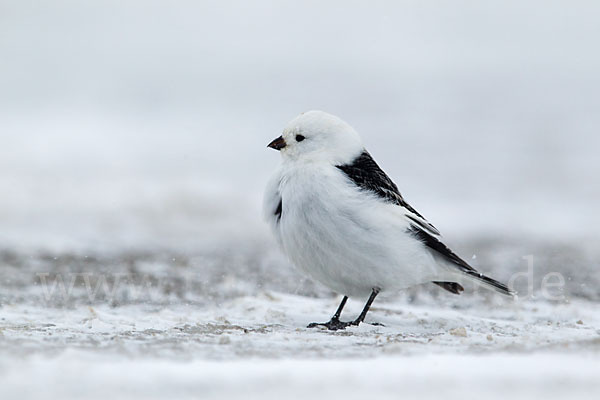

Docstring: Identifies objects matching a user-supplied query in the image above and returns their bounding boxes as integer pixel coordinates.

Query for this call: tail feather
[407,225,515,297]
[463,270,516,296]
[433,281,464,295]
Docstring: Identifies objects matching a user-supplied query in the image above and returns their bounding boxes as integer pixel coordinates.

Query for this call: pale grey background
[0,0,598,300]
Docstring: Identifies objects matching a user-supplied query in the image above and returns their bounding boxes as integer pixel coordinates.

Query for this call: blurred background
[1,0,599,303]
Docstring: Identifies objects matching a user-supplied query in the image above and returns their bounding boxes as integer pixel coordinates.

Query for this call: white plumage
[264,110,513,329]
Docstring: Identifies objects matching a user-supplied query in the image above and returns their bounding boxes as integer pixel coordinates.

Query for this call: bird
[264,110,515,330]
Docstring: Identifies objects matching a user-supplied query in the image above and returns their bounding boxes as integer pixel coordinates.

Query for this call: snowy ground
[1,295,599,399]
[1,247,599,399]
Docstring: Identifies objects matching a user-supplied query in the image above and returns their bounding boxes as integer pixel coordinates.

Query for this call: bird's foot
[307,318,385,330]
[307,318,355,331]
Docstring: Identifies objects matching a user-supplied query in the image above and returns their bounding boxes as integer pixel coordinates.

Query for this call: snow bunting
[264,111,514,330]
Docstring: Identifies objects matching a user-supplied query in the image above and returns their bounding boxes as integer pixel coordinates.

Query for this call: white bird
[264,110,514,330]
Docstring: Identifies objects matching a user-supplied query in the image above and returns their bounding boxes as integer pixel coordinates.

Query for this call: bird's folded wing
[336,150,440,236]
[335,149,480,273]
[337,149,514,296]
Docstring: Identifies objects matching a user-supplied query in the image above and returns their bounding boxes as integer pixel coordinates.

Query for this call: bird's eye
[296,135,305,142]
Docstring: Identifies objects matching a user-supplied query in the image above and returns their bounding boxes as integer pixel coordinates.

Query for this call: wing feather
[336,151,440,236]
[337,150,514,296]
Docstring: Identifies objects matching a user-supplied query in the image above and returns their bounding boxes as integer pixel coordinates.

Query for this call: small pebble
[449,327,467,337]
[219,336,231,345]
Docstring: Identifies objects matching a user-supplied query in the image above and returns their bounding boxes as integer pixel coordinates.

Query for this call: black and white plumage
[264,111,514,329]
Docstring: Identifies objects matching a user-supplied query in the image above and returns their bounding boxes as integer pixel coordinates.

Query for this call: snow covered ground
[1,295,599,399]
[1,247,599,399]
[2,1,600,399]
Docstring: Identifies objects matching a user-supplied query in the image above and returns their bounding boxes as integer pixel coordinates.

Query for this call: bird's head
[267,111,364,164]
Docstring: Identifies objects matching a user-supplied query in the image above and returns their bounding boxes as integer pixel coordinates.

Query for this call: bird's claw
[307,318,356,331]
[307,319,385,330]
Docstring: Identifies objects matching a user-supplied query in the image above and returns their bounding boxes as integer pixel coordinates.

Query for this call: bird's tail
[462,270,516,297]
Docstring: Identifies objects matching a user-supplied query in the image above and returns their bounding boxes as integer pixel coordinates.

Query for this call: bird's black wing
[336,150,440,236]
[336,151,474,271]
[337,151,513,296]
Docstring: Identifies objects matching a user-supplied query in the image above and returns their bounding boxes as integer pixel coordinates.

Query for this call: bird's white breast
[264,161,443,297]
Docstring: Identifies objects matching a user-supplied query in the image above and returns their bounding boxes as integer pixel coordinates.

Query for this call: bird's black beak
[267,136,286,151]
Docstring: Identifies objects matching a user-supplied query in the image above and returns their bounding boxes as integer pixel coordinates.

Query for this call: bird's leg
[307,296,351,330]
[307,288,382,330]
[350,287,380,326]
